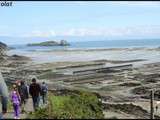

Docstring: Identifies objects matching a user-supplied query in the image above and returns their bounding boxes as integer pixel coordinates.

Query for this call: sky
[1,1,160,43]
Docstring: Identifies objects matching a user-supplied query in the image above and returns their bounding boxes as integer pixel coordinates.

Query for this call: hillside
[28,90,104,119]
[0,41,8,62]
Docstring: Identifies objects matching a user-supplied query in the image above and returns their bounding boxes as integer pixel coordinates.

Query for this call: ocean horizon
[8,39,160,52]
[6,39,160,65]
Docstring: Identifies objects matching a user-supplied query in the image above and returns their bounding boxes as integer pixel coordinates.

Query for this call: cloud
[71,1,160,8]
[111,1,160,8]
[67,26,160,36]
[59,28,100,36]
[59,26,160,37]
[23,30,56,37]
[71,1,89,5]
[13,25,160,38]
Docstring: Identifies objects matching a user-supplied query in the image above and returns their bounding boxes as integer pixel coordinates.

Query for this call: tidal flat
[2,47,160,119]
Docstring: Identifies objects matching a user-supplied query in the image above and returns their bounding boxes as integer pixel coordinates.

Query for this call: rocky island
[27,40,70,46]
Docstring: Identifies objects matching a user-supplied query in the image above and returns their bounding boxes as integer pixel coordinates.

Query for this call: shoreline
[2,49,160,119]
[7,46,160,65]
[8,44,160,52]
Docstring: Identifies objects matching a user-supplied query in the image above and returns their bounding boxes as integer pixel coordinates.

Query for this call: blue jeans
[1,96,8,113]
[42,94,47,104]
[32,96,40,111]
[0,113,3,119]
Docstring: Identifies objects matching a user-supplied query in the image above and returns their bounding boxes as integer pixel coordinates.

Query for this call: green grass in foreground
[7,99,13,112]
[28,90,104,119]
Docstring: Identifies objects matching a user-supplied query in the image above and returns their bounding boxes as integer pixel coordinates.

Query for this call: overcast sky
[0,1,160,39]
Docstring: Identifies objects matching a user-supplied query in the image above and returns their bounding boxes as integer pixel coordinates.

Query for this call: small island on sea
[27,40,70,46]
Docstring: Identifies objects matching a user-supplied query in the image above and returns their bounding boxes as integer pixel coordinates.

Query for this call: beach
[1,43,160,119]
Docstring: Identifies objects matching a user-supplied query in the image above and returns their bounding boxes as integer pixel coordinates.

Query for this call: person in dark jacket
[18,80,29,113]
[29,78,41,111]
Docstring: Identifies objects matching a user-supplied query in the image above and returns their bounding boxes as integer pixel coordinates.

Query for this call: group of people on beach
[1,77,48,119]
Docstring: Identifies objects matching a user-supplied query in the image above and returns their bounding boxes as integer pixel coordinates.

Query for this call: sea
[7,39,160,66]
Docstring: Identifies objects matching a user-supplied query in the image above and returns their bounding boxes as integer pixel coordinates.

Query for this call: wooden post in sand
[150,89,154,119]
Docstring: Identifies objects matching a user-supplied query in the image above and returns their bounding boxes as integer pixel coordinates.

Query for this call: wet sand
[2,47,160,119]
[7,47,160,64]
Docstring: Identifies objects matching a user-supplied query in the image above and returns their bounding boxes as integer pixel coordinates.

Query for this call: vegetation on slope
[28,90,104,119]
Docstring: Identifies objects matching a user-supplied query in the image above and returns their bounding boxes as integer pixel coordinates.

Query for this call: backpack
[19,85,29,99]
[41,85,47,94]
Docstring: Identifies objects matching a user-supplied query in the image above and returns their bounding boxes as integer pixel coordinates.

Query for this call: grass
[28,90,104,119]
[7,99,13,112]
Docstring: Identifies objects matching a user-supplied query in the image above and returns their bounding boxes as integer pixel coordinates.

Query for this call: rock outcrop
[0,41,7,49]
[60,40,70,46]
[0,41,8,62]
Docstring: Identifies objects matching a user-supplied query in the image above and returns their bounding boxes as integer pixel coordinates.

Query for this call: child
[11,84,21,119]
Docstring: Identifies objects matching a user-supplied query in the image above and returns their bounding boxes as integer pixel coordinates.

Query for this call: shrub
[28,90,104,119]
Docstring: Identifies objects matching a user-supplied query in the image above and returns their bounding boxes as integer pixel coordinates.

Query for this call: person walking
[29,78,41,111]
[18,81,29,113]
[0,72,9,117]
[40,82,48,105]
[11,84,21,119]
